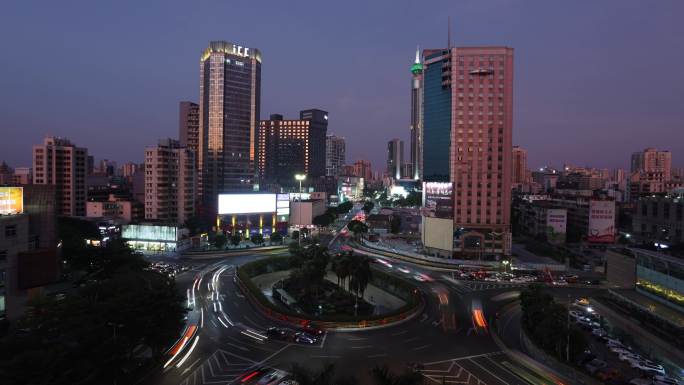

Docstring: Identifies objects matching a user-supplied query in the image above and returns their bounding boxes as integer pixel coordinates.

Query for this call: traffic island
[235,256,424,331]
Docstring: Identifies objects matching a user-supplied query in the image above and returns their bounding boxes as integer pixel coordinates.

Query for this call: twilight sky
[1,0,683,172]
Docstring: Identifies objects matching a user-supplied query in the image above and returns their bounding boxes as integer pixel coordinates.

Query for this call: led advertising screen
[587,200,616,243]
[422,182,453,219]
[0,187,23,215]
[122,224,177,242]
[218,194,277,215]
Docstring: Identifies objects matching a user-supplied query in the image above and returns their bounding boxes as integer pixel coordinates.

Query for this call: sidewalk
[248,270,406,313]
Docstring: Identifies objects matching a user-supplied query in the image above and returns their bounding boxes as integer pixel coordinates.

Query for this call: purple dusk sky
[1,0,683,172]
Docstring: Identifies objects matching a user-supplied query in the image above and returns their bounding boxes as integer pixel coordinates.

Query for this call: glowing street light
[294,174,306,193]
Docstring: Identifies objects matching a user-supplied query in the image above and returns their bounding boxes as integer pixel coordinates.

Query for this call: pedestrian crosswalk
[441,275,529,294]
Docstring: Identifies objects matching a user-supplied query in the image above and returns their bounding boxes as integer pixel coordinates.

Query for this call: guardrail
[235,265,425,331]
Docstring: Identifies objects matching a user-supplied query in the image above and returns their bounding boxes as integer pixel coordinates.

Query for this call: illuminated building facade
[199,41,262,212]
[179,101,200,156]
[258,110,328,185]
[325,134,346,177]
[32,136,87,217]
[512,145,528,184]
[387,138,404,180]
[144,139,196,225]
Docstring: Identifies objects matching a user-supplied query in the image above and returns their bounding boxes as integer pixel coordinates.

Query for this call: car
[618,354,642,367]
[294,332,317,344]
[257,369,287,385]
[569,310,583,319]
[585,359,607,374]
[552,280,568,286]
[412,274,426,282]
[591,327,607,336]
[265,327,288,340]
[631,361,665,376]
[610,345,633,354]
[652,375,679,385]
[397,266,411,274]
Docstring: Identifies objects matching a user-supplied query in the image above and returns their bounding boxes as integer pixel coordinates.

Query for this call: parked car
[294,332,317,344]
[585,359,607,374]
[265,327,288,340]
[257,369,287,385]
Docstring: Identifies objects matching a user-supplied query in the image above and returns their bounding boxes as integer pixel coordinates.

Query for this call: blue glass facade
[422,51,451,181]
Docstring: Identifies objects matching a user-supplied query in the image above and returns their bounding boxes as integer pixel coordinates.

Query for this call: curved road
[145,242,603,385]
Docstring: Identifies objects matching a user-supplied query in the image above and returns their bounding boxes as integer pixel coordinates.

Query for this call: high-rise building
[409,48,424,180]
[401,163,414,180]
[120,162,138,178]
[422,49,452,181]
[512,146,528,184]
[353,160,373,181]
[325,134,346,177]
[629,148,674,201]
[257,110,328,185]
[179,101,200,155]
[12,168,31,185]
[144,139,196,224]
[387,138,404,179]
[32,137,87,216]
[423,46,514,256]
[198,41,262,211]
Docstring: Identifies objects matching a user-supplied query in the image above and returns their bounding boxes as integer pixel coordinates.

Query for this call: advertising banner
[422,182,453,219]
[545,209,567,244]
[218,194,277,215]
[587,200,616,243]
[0,187,23,215]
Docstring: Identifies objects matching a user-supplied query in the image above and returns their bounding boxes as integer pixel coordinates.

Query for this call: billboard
[122,224,178,242]
[546,209,567,244]
[0,187,23,215]
[422,182,453,219]
[218,194,276,215]
[276,194,290,216]
[587,200,616,243]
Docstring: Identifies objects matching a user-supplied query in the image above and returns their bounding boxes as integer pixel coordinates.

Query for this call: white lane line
[311,355,341,359]
[403,337,420,343]
[468,358,510,385]
[320,332,328,349]
[347,337,367,341]
[413,344,431,351]
[217,317,229,328]
[180,357,201,375]
[200,308,204,328]
[211,320,218,328]
[423,351,503,365]
[350,345,373,349]
[225,342,250,352]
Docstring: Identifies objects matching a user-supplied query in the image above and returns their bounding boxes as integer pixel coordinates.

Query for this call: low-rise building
[633,248,684,313]
[121,223,189,252]
[632,189,684,245]
[86,194,143,224]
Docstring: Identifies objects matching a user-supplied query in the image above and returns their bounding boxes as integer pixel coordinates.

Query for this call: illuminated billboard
[277,194,290,216]
[0,187,23,215]
[122,224,178,242]
[587,200,616,243]
[218,194,276,215]
[422,182,453,219]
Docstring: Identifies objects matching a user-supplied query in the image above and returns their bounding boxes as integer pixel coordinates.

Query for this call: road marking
[350,345,373,349]
[225,342,250,352]
[468,358,510,384]
[181,358,201,375]
[311,355,341,359]
[347,337,367,341]
[390,330,408,336]
[320,332,328,349]
[403,337,420,343]
[367,353,388,358]
[413,344,431,351]
[256,344,291,365]
[423,351,503,365]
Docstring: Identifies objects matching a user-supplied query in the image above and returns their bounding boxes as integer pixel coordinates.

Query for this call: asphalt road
[143,244,601,385]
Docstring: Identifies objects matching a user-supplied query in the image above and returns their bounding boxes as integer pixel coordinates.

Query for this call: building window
[5,225,17,237]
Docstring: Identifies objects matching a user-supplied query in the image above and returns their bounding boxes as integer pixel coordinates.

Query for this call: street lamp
[295,174,306,194]
[294,174,306,246]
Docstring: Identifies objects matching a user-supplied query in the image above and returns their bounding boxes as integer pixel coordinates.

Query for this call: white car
[653,375,679,385]
[631,361,665,376]
[412,274,426,282]
[397,266,411,274]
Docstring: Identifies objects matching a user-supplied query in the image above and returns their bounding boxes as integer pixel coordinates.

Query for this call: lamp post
[294,174,306,246]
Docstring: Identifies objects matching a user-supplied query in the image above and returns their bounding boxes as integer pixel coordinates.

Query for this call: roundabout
[148,243,601,385]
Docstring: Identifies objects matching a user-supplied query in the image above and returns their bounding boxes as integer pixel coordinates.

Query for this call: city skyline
[2,0,684,172]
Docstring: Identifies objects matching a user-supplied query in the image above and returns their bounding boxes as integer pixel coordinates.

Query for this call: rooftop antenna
[447,16,452,49]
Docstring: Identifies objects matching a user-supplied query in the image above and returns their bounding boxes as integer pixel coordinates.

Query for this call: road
[147,208,595,385]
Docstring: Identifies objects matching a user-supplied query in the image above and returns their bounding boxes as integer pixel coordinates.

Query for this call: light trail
[217,316,229,328]
[176,336,200,368]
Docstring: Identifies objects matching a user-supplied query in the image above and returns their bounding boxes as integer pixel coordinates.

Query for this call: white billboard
[218,194,276,215]
[587,200,616,243]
